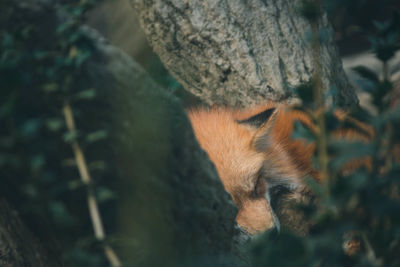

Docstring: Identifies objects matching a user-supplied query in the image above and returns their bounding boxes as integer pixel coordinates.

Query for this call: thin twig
[63,103,121,267]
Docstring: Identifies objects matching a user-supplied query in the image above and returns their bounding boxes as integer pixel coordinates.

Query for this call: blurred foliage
[0,0,118,266]
[323,0,400,55]
[250,1,400,266]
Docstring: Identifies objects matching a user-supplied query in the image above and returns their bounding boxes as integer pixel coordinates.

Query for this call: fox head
[188,103,316,234]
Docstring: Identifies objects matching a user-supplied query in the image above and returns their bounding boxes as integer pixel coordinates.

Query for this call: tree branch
[130,0,358,107]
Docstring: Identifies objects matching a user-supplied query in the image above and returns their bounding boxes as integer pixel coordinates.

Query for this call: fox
[187,102,373,235]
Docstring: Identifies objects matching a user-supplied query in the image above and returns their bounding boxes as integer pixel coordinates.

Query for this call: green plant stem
[310,9,329,189]
[63,103,121,267]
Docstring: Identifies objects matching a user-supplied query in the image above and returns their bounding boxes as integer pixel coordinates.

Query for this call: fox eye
[269,185,291,201]
[268,184,295,214]
[251,174,267,198]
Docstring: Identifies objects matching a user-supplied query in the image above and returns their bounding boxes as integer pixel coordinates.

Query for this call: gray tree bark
[130,0,358,108]
[0,199,63,267]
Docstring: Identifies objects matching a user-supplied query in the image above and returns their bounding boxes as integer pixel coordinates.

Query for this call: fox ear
[250,108,279,151]
[237,108,276,128]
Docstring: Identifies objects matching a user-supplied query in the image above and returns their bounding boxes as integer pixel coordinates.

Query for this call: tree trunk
[0,199,63,267]
[130,0,358,108]
[82,29,245,266]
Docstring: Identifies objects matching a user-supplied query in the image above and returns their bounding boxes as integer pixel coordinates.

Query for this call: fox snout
[188,102,372,235]
[236,196,279,234]
[188,104,307,233]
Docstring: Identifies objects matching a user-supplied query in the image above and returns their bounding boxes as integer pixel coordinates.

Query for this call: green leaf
[75,50,91,66]
[56,21,73,34]
[68,179,84,190]
[63,131,78,143]
[0,92,16,118]
[373,21,390,31]
[347,169,369,191]
[86,130,108,143]
[75,89,96,100]
[49,201,76,226]
[21,184,38,198]
[329,140,374,171]
[42,83,59,92]
[2,32,13,47]
[351,66,379,83]
[45,118,64,131]
[96,187,116,203]
[31,154,45,171]
[368,32,400,62]
[21,119,41,137]
[88,161,107,171]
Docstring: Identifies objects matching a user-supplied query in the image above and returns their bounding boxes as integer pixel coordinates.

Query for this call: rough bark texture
[0,199,63,267]
[130,0,358,108]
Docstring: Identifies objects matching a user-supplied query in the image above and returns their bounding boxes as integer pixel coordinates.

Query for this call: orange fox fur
[188,102,373,234]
